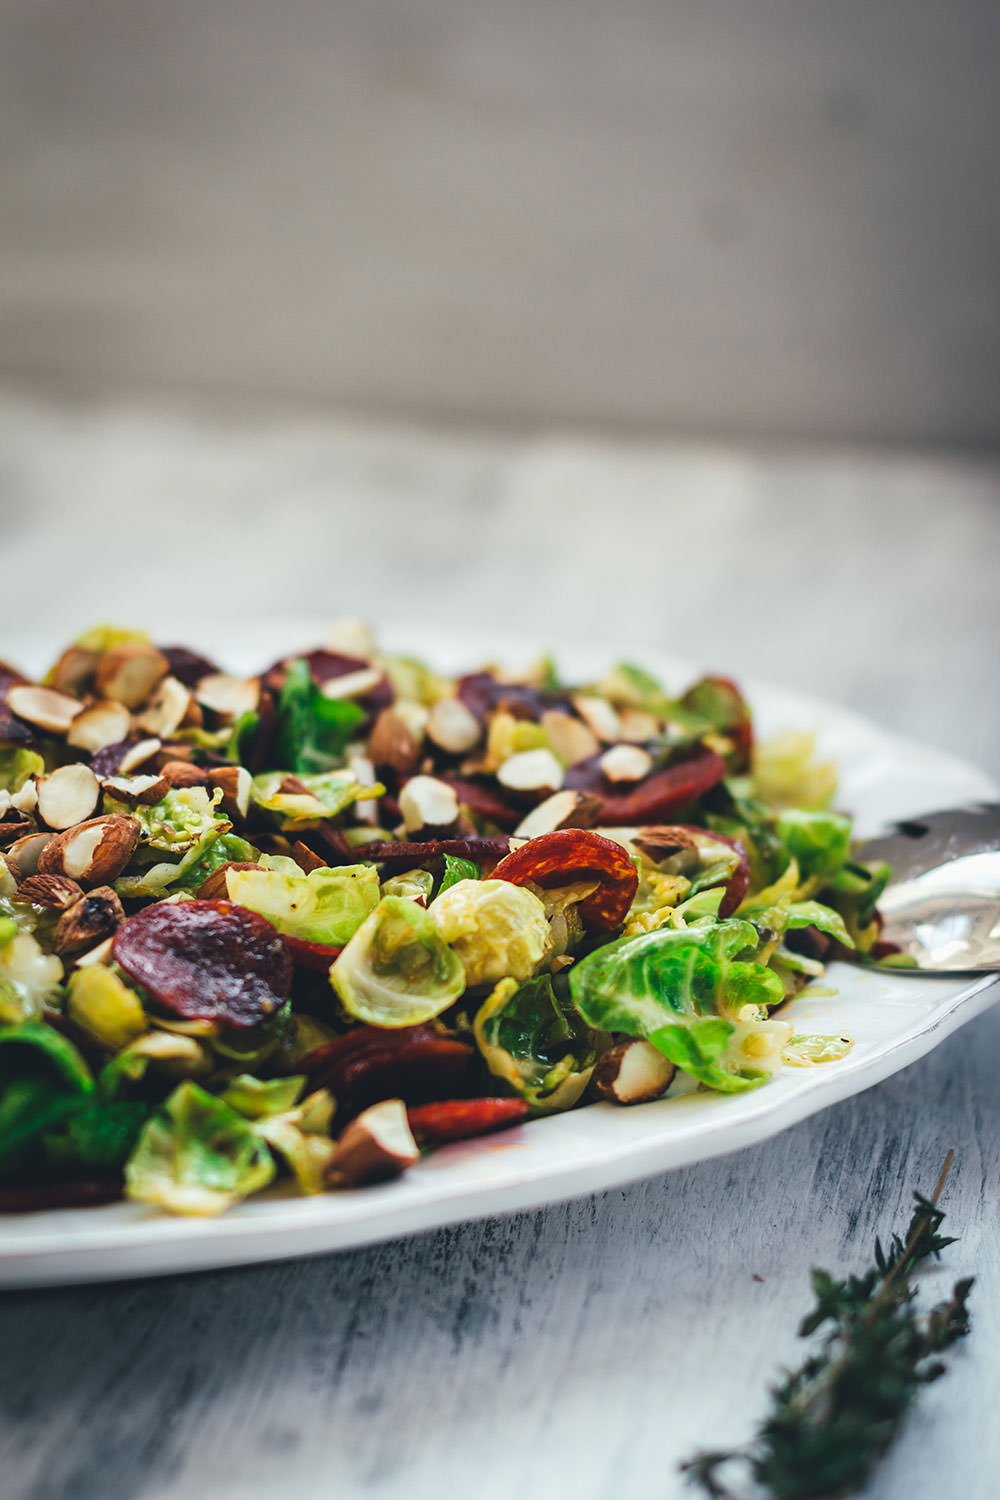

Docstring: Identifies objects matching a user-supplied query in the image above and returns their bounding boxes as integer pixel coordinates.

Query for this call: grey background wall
[2,0,998,448]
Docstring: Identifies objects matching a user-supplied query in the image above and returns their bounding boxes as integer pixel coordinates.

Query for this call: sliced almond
[514,789,604,839]
[52,886,125,956]
[10,779,38,815]
[326,1099,420,1187]
[49,646,100,698]
[74,935,115,968]
[6,685,82,735]
[135,676,192,737]
[15,873,84,910]
[426,697,481,756]
[194,673,260,720]
[592,1040,676,1104]
[497,748,564,794]
[399,775,459,834]
[101,773,169,806]
[117,737,163,774]
[632,826,699,867]
[346,754,378,827]
[198,860,261,900]
[66,699,132,753]
[319,667,382,700]
[38,814,141,886]
[572,694,621,743]
[209,765,251,821]
[36,764,101,830]
[0,813,32,849]
[291,840,328,874]
[95,643,169,709]
[5,832,54,879]
[326,619,376,659]
[540,709,599,766]
[618,709,661,743]
[369,707,420,775]
[599,744,654,784]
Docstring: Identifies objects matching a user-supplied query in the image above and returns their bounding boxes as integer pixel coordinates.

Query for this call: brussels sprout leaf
[475,973,599,1111]
[277,657,365,775]
[125,1081,275,1216]
[0,1023,94,1173]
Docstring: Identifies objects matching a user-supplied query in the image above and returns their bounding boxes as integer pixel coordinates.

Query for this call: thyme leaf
[682,1152,973,1499]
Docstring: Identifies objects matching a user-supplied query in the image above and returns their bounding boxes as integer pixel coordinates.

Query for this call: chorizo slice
[490,827,639,932]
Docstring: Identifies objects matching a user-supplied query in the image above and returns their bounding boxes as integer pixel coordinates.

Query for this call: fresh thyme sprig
[682,1152,973,1500]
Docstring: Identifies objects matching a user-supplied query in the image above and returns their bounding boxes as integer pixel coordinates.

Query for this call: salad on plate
[0,623,892,1218]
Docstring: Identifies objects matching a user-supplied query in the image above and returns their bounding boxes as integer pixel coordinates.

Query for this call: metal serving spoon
[852,803,1000,973]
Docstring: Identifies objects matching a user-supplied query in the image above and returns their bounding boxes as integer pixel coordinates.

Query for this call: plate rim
[2,628,998,1287]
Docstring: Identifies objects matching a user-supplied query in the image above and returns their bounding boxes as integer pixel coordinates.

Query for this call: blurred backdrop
[2,0,999,448]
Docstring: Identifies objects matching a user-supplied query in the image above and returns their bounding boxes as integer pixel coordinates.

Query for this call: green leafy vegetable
[569,919,785,1093]
[430,879,551,987]
[0,748,44,793]
[683,1156,972,1499]
[0,1022,94,1173]
[125,1080,276,1216]
[225,864,380,945]
[0,930,64,1024]
[220,1073,306,1119]
[276,657,366,775]
[475,973,600,1111]
[774,809,852,884]
[251,768,381,824]
[438,854,480,894]
[43,1101,150,1172]
[330,895,466,1027]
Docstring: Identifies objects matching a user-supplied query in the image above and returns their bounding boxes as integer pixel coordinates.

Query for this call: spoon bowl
[852,803,1000,973]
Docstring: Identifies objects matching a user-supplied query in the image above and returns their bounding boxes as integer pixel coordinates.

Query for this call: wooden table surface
[1,397,998,1500]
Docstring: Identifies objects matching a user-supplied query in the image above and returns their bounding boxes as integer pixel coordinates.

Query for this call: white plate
[1,624,997,1288]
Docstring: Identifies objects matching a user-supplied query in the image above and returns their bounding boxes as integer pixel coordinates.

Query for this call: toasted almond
[36,764,101,830]
[5,832,54,879]
[618,709,661,743]
[6,685,82,735]
[38,814,141,886]
[592,1040,676,1104]
[66,699,133,752]
[209,765,251,820]
[117,737,162,774]
[399,775,459,834]
[96,643,169,709]
[599,744,654,783]
[52,886,125,956]
[135,676,192,737]
[49,646,101,698]
[319,667,382,700]
[540,709,599,766]
[326,1099,420,1187]
[0,813,32,849]
[572,694,621,743]
[194,673,260,720]
[632,826,699,866]
[426,697,481,756]
[101,773,169,806]
[496,748,564,794]
[10,779,38,815]
[74,935,115,968]
[291,840,329,874]
[513,789,604,839]
[325,619,376,659]
[369,707,420,775]
[158,759,211,788]
[193,861,260,900]
[15,873,84,910]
